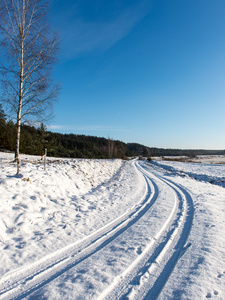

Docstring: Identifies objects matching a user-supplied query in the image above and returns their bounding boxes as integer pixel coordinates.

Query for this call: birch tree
[0,0,59,173]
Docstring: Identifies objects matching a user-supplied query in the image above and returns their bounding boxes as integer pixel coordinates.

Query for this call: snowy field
[0,152,225,299]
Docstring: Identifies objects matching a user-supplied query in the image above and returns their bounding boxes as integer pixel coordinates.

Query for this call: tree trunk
[15,1,25,174]
[15,108,22,174]
[15,62,24,174]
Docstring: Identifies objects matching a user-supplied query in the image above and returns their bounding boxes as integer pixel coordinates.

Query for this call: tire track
[0,163,158,300]
[100,161,194,300]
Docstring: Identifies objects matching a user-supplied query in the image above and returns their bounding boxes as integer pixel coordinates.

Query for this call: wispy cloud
[47,125,65,130]
[47,124,132,133]
[53,1,152,59]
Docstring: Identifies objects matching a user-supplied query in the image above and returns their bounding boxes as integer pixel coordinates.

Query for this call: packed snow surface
[0,152,224,299]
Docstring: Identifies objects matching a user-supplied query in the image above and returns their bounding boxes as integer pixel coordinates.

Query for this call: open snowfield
[0,152,225,299]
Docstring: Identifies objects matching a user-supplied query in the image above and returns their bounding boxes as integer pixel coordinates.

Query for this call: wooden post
[16,155,20,175]
[44,148,47,170]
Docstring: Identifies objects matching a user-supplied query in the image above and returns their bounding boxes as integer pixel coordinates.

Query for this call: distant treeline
[0,122,128,159]
[127,143,225,158]
[0,107,224,159]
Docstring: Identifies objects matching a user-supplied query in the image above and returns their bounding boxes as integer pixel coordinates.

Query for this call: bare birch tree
[0,0,59,173]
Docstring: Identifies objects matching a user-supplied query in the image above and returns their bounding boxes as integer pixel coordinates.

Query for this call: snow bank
[0,153,145,278]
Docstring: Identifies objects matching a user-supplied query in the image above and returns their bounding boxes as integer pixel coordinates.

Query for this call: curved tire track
[101,161,194,300]
[0,163,157,300]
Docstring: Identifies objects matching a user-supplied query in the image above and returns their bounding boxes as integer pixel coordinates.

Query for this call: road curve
[101,161,194,299]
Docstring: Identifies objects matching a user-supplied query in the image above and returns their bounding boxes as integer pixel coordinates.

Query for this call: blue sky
[48,0,225,150]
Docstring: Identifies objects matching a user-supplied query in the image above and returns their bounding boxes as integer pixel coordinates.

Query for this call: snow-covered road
[0,154,225,299]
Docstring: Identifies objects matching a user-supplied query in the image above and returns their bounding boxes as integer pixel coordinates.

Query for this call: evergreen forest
[0,105,224,159]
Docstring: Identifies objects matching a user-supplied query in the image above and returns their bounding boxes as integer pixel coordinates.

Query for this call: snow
[151,159,225,188]
[0,152,225,299]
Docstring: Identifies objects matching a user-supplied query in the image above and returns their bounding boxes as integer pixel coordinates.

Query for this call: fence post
[16,155,20,175]
[44,148,47,171]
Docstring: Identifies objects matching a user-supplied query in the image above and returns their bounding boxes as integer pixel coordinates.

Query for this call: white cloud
[47,125,66,130]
